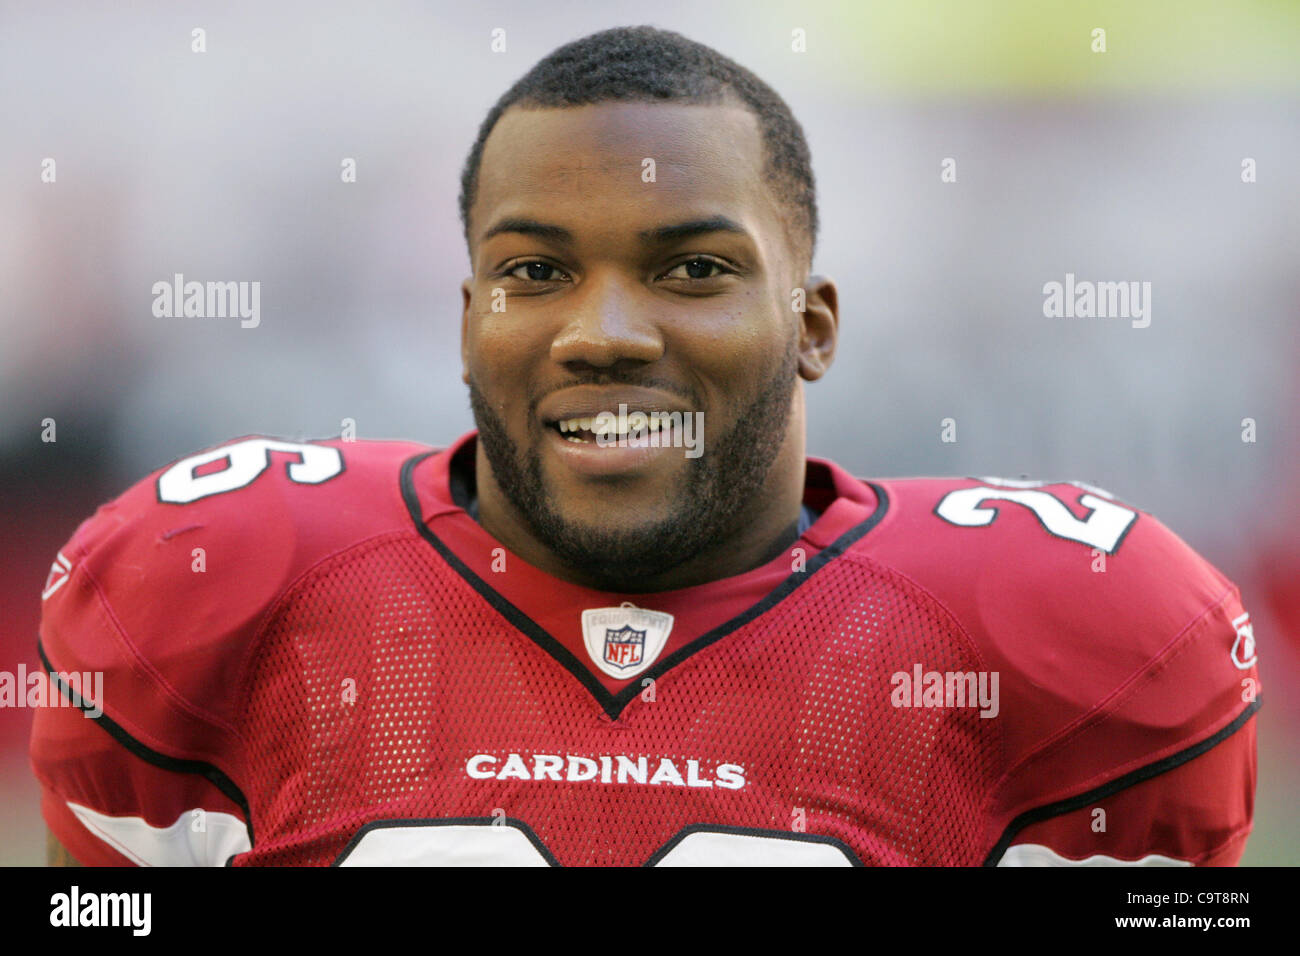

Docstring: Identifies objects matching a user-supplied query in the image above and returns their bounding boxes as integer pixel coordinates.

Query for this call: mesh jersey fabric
[240,533,996,866]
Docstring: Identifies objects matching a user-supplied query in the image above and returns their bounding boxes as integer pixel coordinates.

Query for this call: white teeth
[555,412,675,439]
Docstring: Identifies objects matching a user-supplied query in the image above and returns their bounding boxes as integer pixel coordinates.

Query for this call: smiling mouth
[550,412,681,444]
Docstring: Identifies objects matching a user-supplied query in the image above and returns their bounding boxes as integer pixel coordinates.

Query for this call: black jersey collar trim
[400,450,889,720]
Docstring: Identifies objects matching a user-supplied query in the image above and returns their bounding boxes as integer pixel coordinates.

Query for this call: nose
[549,272,664,369]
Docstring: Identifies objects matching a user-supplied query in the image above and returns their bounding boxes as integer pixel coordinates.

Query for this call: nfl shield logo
[582,603,674,679]
[604,625,646,670]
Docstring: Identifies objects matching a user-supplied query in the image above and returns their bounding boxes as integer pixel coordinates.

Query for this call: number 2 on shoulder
[935,479,1137,554]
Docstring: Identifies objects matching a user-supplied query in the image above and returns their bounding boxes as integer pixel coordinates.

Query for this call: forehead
[471,100,780,245]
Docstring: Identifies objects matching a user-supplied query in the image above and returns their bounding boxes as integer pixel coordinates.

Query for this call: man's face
[461,100,831,589]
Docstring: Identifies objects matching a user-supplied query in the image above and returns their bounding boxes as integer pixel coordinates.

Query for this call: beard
[468,345,799,591]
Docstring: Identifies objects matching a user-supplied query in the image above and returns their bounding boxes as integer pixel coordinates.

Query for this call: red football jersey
[30,432,1259,866]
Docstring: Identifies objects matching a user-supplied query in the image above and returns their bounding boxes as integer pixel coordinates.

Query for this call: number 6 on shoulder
[157,438,344,504]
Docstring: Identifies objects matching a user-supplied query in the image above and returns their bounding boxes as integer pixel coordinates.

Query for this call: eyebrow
[638,216,750,245]
[480,217,575,244]
[479,215,750,246]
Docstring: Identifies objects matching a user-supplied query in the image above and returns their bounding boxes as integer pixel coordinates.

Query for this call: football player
[33,26,1258,866]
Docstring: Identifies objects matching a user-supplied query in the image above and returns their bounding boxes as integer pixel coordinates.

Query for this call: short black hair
[458,25,818,266]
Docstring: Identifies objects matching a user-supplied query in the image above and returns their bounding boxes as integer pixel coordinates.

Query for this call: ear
[460,278,473,385]
[796,275,838,382]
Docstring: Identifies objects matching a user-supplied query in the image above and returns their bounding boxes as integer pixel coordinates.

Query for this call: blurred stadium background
[1,0,1296,865]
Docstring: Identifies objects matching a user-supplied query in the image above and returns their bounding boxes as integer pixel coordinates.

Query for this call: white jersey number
[935,478,1137,553]
[334,820,857,867]
[157,438,343,504]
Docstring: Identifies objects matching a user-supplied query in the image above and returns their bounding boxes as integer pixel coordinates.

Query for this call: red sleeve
[29,437,319,865]
[33,696,249,866]
[996,701,1257,865]
[29,436,419,865]
[868,477,1262,866]
[29,475,258,865]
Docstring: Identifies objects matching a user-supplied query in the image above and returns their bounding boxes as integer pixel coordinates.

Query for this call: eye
[661,257,731,280]
[504,260,570,282]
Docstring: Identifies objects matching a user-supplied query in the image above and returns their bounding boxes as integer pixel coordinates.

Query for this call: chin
[551,510,674,544]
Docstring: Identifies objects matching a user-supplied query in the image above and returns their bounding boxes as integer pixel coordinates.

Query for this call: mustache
[527,374,703,416]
